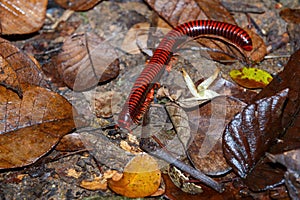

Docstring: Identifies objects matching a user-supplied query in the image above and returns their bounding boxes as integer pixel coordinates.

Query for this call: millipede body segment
[118,20,253,131]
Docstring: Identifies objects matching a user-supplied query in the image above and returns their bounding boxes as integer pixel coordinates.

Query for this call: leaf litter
[0,0,299,199]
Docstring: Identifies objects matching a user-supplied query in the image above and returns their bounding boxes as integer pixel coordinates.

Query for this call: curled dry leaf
[145,0,267,63]
[56,32,120,91]
[0,85,75,169]
[0,38,49,95]
[54,0,101,11]
[108,153,161,198]
[222,89,289,178]
[0,0,47,34]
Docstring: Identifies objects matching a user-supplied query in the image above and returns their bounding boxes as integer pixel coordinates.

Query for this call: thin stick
[140,143,225,193]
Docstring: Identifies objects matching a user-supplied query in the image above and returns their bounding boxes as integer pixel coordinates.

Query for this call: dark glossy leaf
[222,89,288,178]
[241,49,300,192]
[253,49,300,130]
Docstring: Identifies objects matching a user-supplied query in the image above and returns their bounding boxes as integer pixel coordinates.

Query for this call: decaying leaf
[0,85,75,169]
[0,37,49,95]
[188,96,246,176]
[54,0,101,11]
[146,0,235,26]
[223,89,289,178]
[108,153,161,198]
[55,32,119,91]
[92,91,114,118]
[229,67,273,89]
[0,0,47,34]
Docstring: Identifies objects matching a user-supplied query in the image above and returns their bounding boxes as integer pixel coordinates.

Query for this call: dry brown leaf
[108,153,161,198]
[55,133,85,152]
[54,0,101,11]
[187,96,246,176]
[0,85,75,169]
[55,32,120,91]
[0,37,49,95]
[0,0,47,34]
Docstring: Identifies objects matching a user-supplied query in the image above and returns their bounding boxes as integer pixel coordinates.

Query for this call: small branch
[140,142,225,193]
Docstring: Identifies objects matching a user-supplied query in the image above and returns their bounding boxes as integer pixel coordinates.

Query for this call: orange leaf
[108,153,161,198]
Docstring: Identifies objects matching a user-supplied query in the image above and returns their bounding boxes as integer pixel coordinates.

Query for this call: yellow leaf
[108,153,161,198]
[230,67,273,89]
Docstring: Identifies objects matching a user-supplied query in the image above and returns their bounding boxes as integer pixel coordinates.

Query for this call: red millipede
[118,20,253,131]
